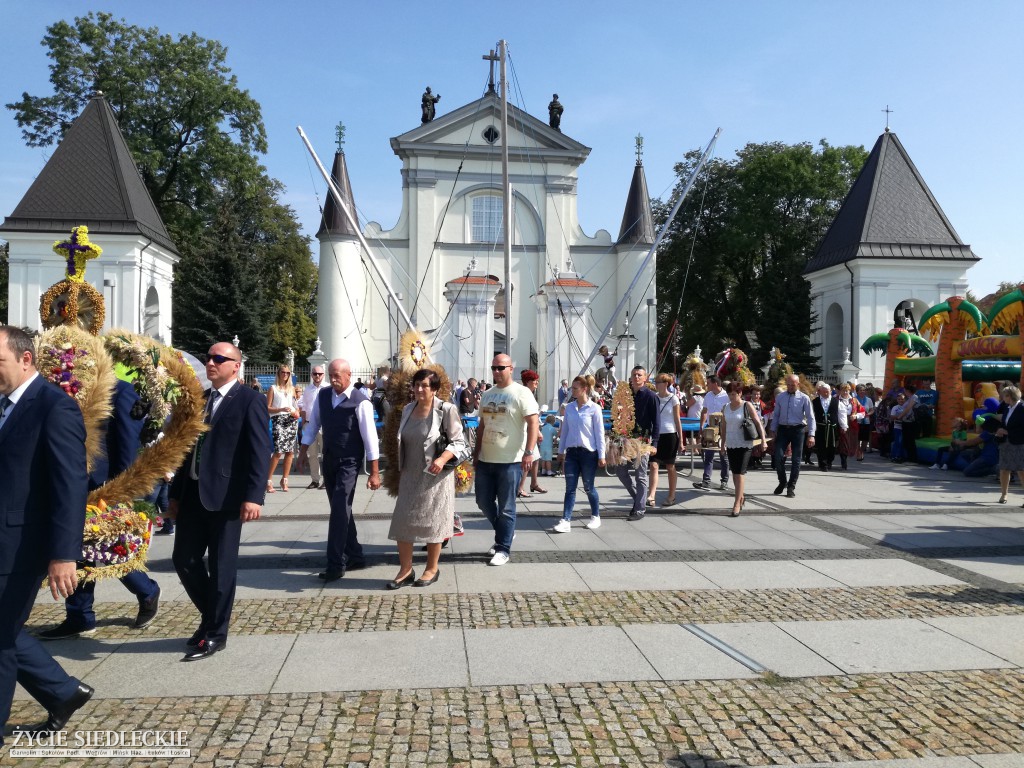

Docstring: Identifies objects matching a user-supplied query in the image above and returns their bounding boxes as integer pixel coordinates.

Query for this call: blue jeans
[701,449,729,485]
[475,461,522,555]
[562,447,599,521]
[892,429,904,459]
[65,571,160,629]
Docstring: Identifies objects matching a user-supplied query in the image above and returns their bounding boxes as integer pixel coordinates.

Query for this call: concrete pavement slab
[232,568,328,599]
[80,634,296,697]
[786,529,869,549]
[621,623,758,680]
[693,621,845,677]
[464,626,658,686]
[692,530,766,549]
[273,629,467,692]
[970,755,1024,767]
[798,558,965,587]
[687,560,846,589]
[761,758,987,768]
[11,636,116,700]
[939,556,1024,584]
[453,562,589,594]
[637,530,718,550]
[774,618,1015,674]
[571,562,717,592]
[922,616,1024,665]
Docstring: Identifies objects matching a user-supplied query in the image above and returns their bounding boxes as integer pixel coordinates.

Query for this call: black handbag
[434,403,460,469]
[741,405,760,441]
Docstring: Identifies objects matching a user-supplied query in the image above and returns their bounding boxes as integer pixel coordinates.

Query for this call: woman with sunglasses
[266,365,299,492]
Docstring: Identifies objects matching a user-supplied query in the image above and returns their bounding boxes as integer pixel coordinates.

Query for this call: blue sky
[2,1,1019,297]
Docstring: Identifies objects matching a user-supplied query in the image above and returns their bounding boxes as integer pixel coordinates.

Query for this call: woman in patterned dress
[386,369,468,589]
[266,365,299,492]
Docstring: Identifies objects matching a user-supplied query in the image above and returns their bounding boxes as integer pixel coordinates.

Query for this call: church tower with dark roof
[1,92,179,342]
[804,129,979,383]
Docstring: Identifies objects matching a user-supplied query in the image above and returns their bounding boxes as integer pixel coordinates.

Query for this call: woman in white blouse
[551,376,605,533]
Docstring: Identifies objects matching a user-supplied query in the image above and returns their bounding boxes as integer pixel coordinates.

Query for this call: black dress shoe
[627,511,645,521]
[786,489,796,498]
[133,589,160,629]
[36,620,96,640]
[185,626,207,648]
[385,572,416,590]
[306,481,320,489]
[345,559,367,571]
[414,570,440,587]
[14,683,94,734]
[774,483,786,495]
[181,638,225,661]
[318,569,345,582]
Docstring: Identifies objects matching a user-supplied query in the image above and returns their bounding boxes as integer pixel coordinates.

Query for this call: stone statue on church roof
[421,87,441,123]
[548,93,563,132]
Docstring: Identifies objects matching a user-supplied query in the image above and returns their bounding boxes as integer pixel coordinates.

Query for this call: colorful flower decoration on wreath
[53,225,102,283]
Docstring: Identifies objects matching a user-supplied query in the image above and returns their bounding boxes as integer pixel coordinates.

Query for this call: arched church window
[472,194,504,243]
[143,286,161,341]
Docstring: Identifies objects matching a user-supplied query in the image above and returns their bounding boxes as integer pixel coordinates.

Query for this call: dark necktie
[0,394,10,427]
[205,390,221,423]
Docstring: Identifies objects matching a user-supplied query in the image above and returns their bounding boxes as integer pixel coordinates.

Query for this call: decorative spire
[882,104,893,132]
[335,121,346,151]
[635,133,643,166]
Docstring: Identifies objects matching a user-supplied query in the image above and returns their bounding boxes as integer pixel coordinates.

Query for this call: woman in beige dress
[386,369,468,589]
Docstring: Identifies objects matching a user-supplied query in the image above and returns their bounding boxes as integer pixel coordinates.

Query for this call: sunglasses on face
[204,354,237,365]
[312,372,324,377]
[491,365,510,372]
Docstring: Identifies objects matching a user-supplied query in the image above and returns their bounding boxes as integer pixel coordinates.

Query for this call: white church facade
[316,90,656,406]
[1,93,178,344]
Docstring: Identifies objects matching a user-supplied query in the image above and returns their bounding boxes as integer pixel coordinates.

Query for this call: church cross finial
[482,48,498,93]
[335,121,346,150]
[635,133,643,165]
[882,104,894,131]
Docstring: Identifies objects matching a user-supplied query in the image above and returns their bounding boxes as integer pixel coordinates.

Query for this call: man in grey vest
[301,358,381,581]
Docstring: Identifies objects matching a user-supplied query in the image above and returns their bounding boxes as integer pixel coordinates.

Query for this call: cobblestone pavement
[23,584,1024,638]
[4,670,1023,767]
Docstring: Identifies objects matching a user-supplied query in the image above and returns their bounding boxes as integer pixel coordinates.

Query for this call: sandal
[531,486,548,494]
[661,496,676,507]
[266,482,276,494]
[516,491,532,499]
[280,478,289,492]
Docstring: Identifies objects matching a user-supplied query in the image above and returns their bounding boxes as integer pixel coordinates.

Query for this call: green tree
[655,140,868,377]
[7,12,316,359]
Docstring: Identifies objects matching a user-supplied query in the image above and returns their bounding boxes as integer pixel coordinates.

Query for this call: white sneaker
[719,480,728,491]
[585,517,601,529]
[552,519,572,533]
[489,551,510,566]
[487,532,515,557]
[929,464,940,470]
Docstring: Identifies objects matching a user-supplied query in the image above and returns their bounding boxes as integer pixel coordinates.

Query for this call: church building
[317,86,655,405]
[804,128,979,383]
[1,93,179,343]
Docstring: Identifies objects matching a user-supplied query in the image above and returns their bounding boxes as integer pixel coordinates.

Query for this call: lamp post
[103,277,116,328]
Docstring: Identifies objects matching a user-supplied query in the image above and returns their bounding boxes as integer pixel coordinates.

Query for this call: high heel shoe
[385,571,416,590]
[998,495,1007,504]
[266,482,276,494]
[280,478,289,492]
[730,496,745,517]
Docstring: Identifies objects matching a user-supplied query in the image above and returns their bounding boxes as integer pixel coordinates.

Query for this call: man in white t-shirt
[473,354,540,566]
[693,375,731,491]
[298,366,329,488]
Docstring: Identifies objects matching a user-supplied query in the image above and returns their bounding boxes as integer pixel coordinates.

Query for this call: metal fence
[243,363,377,390]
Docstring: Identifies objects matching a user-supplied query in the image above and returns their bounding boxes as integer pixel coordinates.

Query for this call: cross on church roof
[635,134,643,165]
[335,121,346,150]
[482,48,498,93]
[882,104,894,131]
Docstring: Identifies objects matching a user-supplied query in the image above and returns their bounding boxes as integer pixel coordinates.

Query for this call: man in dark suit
[169,342,271,661]
[812,381,841,471]
[0,327,92,743]
[38,379,161,640]
[300,358,380,581]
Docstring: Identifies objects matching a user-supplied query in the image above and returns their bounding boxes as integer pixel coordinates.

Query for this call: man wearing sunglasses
[473,354,540,566]
[169,342,271,661]
[298,366,328,489]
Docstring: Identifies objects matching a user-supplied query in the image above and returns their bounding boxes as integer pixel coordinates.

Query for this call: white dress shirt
[558,399,605,459]
[301,385,379,460]
[0,372,39,431]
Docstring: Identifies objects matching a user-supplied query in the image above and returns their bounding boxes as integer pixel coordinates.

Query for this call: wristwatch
[523,449,534,456]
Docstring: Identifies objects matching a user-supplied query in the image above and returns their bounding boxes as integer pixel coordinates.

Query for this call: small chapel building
[1,93,179,343]
[316,88,655,405]
[804,128,979,384]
